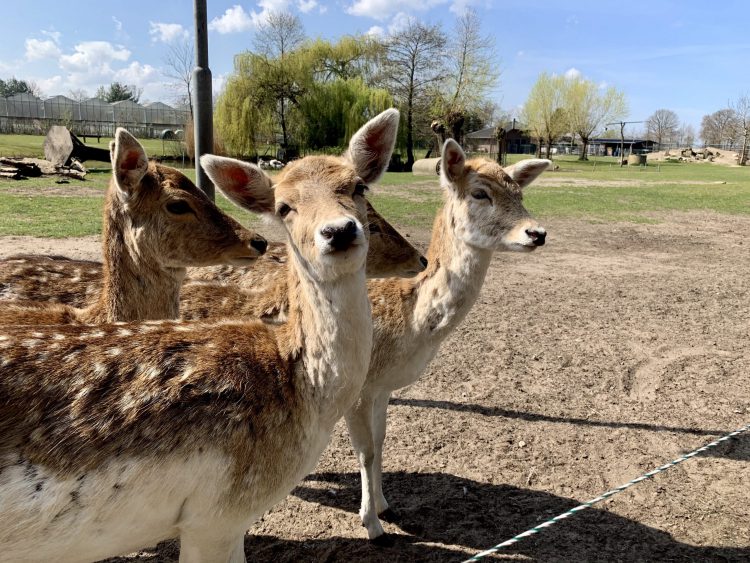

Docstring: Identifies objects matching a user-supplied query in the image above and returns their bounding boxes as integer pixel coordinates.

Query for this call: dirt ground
[1,210,749,562]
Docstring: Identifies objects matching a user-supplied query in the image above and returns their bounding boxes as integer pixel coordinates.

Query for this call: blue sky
[1,0,749,133]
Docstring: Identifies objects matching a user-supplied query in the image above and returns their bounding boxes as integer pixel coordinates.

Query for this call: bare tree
[564,76,627,160]
[433,9,498,144]
[249,12,307,148]
[700,108,740,148]
[253,11,305,58]
[164,38,195,118]
[677,123,696,147]
[645,109,679,148]
[380,20,446,168]
[731,94,750,165]
[522,72,569,159]
[67,89,89,102]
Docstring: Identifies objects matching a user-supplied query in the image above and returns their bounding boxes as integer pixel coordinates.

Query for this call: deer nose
[321,220,358,251]
[250,235,268,254]
[526,228,546,246]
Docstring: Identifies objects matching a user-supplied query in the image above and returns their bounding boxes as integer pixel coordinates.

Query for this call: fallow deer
[0,108,397,562]
[0,128,268,325]
[348,140,550,540]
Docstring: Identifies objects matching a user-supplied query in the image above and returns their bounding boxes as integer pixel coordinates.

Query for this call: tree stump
[44,126,111,166]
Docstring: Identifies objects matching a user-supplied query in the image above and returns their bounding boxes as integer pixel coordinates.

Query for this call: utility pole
[192,0,214,200]
[606,120,645,167]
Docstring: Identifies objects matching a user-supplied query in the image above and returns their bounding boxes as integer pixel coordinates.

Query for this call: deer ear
[345,108,400,184]
[200,155,275,215]
[441,139,466,183]
[504,159,551,188]
[111,128,148,194]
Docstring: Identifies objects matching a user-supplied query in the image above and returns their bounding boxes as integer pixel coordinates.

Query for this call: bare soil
[2,211,749,562]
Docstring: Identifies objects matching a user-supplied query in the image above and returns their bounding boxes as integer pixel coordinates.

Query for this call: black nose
[419,256,428,268]
[321,220,358,251]
[526,229,546,246]
[250,236,268,254]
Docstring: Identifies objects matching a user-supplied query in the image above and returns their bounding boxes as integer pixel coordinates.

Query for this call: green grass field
[0,130,748,237]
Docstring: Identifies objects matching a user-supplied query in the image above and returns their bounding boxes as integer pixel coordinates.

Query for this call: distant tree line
[214,10,500,167]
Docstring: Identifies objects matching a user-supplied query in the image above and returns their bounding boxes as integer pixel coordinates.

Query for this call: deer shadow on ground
[390,398,750,462]
[105,471,749,562]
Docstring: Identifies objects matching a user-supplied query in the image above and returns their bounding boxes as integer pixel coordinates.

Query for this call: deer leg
[371,391,392,517]
[179,530,246,563]
[345,395,386,541]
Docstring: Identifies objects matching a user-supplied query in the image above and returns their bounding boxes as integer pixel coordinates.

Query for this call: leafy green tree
[95,82,142,103]
[298,78,393,149]
[564,76,627,160]
[0,77,41,97]
[522,73,569,158]
[308,35,383,84]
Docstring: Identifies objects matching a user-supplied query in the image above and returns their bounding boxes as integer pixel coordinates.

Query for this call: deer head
[202,109,403,280]
[440,139,548,252]
[107,128,268,268]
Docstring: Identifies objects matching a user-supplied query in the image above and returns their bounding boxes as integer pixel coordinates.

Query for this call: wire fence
[0,94,190,138]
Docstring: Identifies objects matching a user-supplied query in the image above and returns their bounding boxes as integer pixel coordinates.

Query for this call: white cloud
[366,25,385,37]
[347,0,446,20]
[209,1,294,33]
[388,12,414,34]
[298,0,318,13]
[25,38,62,61]
[37,75,63,93]
[149,22,190,43]
[41,29,62,44]
[517,50,525,57]
[564,67,581,80]
[208,4,255,33]
[59,41,131,74]
[319,4,328,12]
[114,61,161,85]
[112,16,123,32]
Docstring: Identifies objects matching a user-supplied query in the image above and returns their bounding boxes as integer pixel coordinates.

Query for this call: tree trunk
[740,128,749,166]
[406,91,415,170]
[545,137,552,159]
[578,137,589,161]
[535,137,542,158]
[280,98,288,147]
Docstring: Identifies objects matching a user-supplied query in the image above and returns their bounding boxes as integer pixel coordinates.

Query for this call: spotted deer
[0,199,426,313]
[348,141,550,540]
[0,109,397,562]
[0,128,268,326]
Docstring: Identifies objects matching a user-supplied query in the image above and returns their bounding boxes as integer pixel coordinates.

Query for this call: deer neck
[79,196,184,323]
[277,242,372,427]
[412,202,493,338]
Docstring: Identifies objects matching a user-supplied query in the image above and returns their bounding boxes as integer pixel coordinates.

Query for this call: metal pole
[192,0,214,200]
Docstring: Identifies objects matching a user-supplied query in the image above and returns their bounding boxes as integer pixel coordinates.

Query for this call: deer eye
[369,223,382,234]
[166,200,194,215]
[471,189,490,201]
[354,183,369,197]
[276,203,293,218]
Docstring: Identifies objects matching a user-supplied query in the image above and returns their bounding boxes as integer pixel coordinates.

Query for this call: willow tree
[308,35,384,84]
[522,73,569,158]
[298,78,392,149]
[565,77,627,160]
[214,74,265,157]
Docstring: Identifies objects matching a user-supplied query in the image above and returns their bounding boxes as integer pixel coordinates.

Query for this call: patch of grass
[0,133,180,162]
[0,195,104,236]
